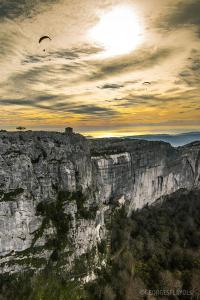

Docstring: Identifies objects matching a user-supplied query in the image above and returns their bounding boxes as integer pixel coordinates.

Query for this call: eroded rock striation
[0,132,199,277]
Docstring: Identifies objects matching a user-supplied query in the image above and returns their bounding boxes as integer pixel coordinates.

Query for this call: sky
[0,0,200,137]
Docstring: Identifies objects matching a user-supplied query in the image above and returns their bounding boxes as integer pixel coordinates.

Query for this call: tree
[16,126,26,131]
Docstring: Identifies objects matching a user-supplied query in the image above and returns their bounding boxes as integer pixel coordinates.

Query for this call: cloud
[0,94,61,109]
[6,59,80,94]
[165,0,200,26]
[0,43,104,104]
[159,0,200,36]
[98,83,124,89]
[21,46,98,66]
[0,95,118,117]
[0,0,199,134]
[86,47,174,81]
[0,0,60,21]
[48,45,102,60]
[0,32,17,57]
[112,94,161,108]
[66,105,118,116]
[178,49,200,87]
[110,88,200,110]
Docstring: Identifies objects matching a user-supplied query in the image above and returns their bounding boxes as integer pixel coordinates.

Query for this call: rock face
[0,131,103,277]
[0,132,199,277]
[91,139,200,213]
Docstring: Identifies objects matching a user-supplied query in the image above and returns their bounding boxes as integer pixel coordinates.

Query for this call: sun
[88,5,143,57]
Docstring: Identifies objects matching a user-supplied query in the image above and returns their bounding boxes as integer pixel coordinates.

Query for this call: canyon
[0,131,199,279]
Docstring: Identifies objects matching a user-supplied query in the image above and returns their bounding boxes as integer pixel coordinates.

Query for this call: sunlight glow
[88,5,143,57]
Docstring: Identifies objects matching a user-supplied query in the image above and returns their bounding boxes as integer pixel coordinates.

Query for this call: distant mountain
[123,131,200,146]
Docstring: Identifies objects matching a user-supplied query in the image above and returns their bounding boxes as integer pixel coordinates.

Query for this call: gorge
[0,131,199,298]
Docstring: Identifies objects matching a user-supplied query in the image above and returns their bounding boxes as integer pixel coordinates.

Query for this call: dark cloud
[7,62,77,93]
[72,45,103,56]
[8,66,53,89]
[0,24,26,61]
[0,33,16,56]
[0,0,60,21]
[50,45,102,60]
[21,54,76,66]
[166,0,200,26]
[98,83,124,89]
[112,94,158,108]
[22,56,43,64]
[18,45,103,82]
[21,45,102,65]
[110,88,199,109]
[159,0,200,35]
[3,45,102,97]
[178,50,200,86]
[179,71,191,77]
[87,47,174,81]
[0,94,61,108]
[0,96,118,117]
[0,97,69,111]
[67,105,118,116]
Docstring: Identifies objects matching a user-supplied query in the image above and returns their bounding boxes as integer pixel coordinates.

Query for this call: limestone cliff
[90,139,200,213]
[0,132,199,278]
[0,131,105,278]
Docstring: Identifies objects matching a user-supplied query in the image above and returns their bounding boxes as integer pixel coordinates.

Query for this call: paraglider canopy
[142,81,151,93]
[39,36,51,44]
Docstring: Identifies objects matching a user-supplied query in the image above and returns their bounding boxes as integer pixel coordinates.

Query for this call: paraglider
[142,81,151,93]
[39,36,51,52]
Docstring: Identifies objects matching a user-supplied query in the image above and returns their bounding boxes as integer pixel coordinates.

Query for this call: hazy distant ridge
[123,131,200,146]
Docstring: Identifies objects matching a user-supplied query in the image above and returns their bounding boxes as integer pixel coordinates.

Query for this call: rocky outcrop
[0,132,199,277]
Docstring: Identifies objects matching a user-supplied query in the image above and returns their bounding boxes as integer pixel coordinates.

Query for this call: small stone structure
[65,127,73,134]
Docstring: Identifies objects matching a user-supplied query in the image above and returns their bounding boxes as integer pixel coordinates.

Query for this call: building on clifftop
[65,127,73,135]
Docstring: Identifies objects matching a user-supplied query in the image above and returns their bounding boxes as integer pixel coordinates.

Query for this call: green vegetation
[0,248,98,300]
[97,240,107,254]
[0,190,98,300]
[85,189,200,299]
[1,189,200,299]
[73,247,97,277]
[29,274,85,300]
[35,191,73,255]
[58,190,98,220]
[0,272,86,300]
[0,188,24,201]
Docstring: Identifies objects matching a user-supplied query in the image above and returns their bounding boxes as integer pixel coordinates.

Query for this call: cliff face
[91,139,200,213]
[0,132,199,277]
[0,132,105,278]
